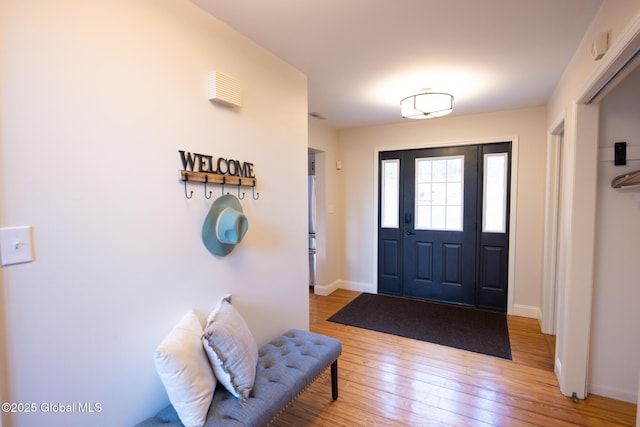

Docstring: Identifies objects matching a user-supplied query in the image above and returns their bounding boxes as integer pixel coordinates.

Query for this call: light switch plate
[0,226,34,266]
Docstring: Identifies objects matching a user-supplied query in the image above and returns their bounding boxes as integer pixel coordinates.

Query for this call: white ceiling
[192,0,603,129]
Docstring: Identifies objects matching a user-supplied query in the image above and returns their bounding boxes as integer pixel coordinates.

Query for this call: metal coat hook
[204,175,212,199]
[237,179,245,200]
[252,184,260,200]
[221,176,226,195]
[183,174,193,199]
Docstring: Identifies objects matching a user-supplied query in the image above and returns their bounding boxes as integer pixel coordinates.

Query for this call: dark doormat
[328,293,512,360]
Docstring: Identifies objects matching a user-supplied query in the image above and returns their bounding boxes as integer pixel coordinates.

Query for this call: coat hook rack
[179,170,258,200]
[611,169,640,189]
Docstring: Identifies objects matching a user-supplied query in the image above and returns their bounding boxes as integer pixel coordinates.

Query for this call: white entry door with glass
[377,142,511,312]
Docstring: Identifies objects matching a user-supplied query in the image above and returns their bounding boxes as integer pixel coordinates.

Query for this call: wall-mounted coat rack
[611,169,640,189]
[180,170,259,200]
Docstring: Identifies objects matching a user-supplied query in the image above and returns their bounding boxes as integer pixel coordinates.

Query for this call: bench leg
[331,360,338,400]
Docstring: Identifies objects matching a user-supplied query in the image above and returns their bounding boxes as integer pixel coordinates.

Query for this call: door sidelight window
[381,159,400,228]
[482,153,508,233]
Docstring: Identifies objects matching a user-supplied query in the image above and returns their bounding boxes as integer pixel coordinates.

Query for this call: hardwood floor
[272,289,637,426]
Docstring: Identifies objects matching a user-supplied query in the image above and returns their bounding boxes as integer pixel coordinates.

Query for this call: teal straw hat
[202,194,248,256]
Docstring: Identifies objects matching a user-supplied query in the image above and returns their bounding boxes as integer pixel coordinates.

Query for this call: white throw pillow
[154,310,216,427]
[202,295,258,402]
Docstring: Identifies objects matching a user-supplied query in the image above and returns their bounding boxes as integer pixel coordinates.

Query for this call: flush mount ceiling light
[400,90,454,119]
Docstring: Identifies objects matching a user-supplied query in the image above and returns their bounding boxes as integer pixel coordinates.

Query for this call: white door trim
[541,126,564,334]
[552,12,640,400]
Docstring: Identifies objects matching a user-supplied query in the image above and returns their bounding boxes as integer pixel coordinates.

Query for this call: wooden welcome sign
[178,150,256,187]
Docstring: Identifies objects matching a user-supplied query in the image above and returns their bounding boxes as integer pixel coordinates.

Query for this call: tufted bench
[135,329,342,427]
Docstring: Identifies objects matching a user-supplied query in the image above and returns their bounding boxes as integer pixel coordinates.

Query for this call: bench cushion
[136,329,342,427]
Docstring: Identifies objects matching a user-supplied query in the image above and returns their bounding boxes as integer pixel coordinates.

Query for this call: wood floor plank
[272,289,637,426]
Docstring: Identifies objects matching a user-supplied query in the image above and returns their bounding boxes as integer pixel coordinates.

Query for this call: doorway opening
[308,149,317,288]
[377,142,512,312]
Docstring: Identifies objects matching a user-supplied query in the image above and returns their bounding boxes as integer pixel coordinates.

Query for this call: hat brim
[202,194,246,256]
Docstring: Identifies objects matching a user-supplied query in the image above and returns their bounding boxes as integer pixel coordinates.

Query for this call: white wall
[335,107,547,315]
[590,65,640,403]
[0,1,309,426]
[548,0,640,124]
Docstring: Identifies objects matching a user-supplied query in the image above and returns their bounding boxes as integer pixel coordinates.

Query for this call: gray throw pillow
[202,295,258,401]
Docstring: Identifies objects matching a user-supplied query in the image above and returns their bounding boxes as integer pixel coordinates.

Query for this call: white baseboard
[313,280,375,296]
[312,280,341,296]
[588,383,638,404]
[511,304,541,320]
[317,283,542,322]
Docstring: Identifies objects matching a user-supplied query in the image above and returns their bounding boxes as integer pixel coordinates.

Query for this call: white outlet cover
[0,226,34,266]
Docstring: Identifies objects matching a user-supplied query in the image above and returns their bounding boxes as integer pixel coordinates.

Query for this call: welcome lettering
[179,150,255,179]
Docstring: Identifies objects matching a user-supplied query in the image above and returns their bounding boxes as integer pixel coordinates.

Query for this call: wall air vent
[208,71,242,107]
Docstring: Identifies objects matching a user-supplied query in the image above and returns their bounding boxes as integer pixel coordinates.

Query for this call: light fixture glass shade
[401,92,454,119]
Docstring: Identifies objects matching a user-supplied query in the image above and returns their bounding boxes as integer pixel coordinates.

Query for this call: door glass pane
[417,160,431,182]
[431,183,446,205]
[381,159,400,228]
[416,205,431,228]
[431,206,446,229]
[432,159,447,182]
[447,182,462,204]
[415,156,464,231]
[447,158,462,181]
[446,206,462,230]
[483,153,508,233]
